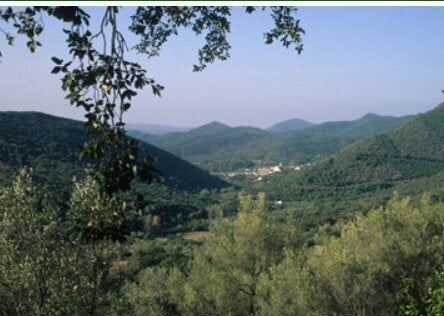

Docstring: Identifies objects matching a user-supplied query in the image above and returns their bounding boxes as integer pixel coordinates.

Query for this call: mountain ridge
[262,103,444,200]
[0,111,229,192]
[129,112,413,172]
[267,118,315,133]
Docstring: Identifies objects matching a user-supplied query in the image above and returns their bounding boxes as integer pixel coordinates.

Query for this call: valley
[1,105,442,236]
[0,104,442,315]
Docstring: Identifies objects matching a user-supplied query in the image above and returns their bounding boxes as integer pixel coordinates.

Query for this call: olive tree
[0,169,115,315]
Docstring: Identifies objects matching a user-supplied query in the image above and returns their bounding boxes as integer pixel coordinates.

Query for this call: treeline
[0,171,442,315]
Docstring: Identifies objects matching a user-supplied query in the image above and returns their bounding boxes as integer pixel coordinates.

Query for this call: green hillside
[130,113,412,171]
[259,113,413,165]
[261,103,444,201]
[0,112,228,192]
[130,123,270,171]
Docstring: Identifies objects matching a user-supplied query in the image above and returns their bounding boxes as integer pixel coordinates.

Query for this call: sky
[1,5,444,128]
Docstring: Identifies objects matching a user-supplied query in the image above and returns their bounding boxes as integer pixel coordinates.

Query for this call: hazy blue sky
[1,6,444,128]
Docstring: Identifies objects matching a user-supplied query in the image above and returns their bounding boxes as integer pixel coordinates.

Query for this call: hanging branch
[0,5,305,195]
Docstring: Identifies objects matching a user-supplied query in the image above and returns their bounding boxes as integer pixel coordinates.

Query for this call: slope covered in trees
[304,103,443,185]
[0,111,228,192]
[261,103,444,202]
[129,124,270,171]
[249,112,413,166]
[130,113,412,171]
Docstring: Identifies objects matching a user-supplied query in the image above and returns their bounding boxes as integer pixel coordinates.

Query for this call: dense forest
[0,112,228,192]
[0,171,442,315]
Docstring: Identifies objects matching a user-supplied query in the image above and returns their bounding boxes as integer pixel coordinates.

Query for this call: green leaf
[51,56,63,65]
[51,66,61,74]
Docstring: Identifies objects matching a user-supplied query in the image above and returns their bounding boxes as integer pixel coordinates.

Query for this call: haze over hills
[126,123,192,135]
[129,113,413,171]
[0,112,228,192]
[267,118,315,133]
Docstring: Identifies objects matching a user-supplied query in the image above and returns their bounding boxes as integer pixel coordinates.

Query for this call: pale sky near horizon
[1,5,444,128]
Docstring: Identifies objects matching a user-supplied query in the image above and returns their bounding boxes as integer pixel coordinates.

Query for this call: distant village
[216,163,311,181]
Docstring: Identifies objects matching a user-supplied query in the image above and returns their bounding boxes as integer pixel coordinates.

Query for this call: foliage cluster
[123,193,444,316]
[0,170,117,315]
[0,170,442,315]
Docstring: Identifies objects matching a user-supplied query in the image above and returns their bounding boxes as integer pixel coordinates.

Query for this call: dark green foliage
[124,183,239,237]
[285,103,444,189]
[0,111,228,193]
[0,112,232,240]
[123,237,199,280]
[0,170,116,315]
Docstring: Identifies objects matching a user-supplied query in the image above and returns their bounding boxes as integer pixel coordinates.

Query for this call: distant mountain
[129,121,269,171]
[189,121,232,134]
[126,123,191,135]
[267,118,315,133]
[129,114,412,172]
[0,112,228,192]
[259,113,414,164]
[263,103,444,200]
[298,113,414,139]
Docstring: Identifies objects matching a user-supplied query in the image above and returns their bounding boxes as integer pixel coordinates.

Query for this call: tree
[180,193,292,315]
[0,6,304,194]
[0,169,115,315]
[259,195,444,315]
[123,266,185,316]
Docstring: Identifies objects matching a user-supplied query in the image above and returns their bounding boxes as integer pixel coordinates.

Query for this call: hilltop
[267,118,315,133]
[0,111,228,192]
[129,123,269,171]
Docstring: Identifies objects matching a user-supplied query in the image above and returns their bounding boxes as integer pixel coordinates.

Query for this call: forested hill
[295,113,413,139]
[129,113,412,171]
[129,123,269,171]
[266,118,315,133]
[0,111,228,191]
[253,113,413,166]
[267,103,444,197]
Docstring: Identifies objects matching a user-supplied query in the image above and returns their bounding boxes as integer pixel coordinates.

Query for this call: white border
[2,1,444,7]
